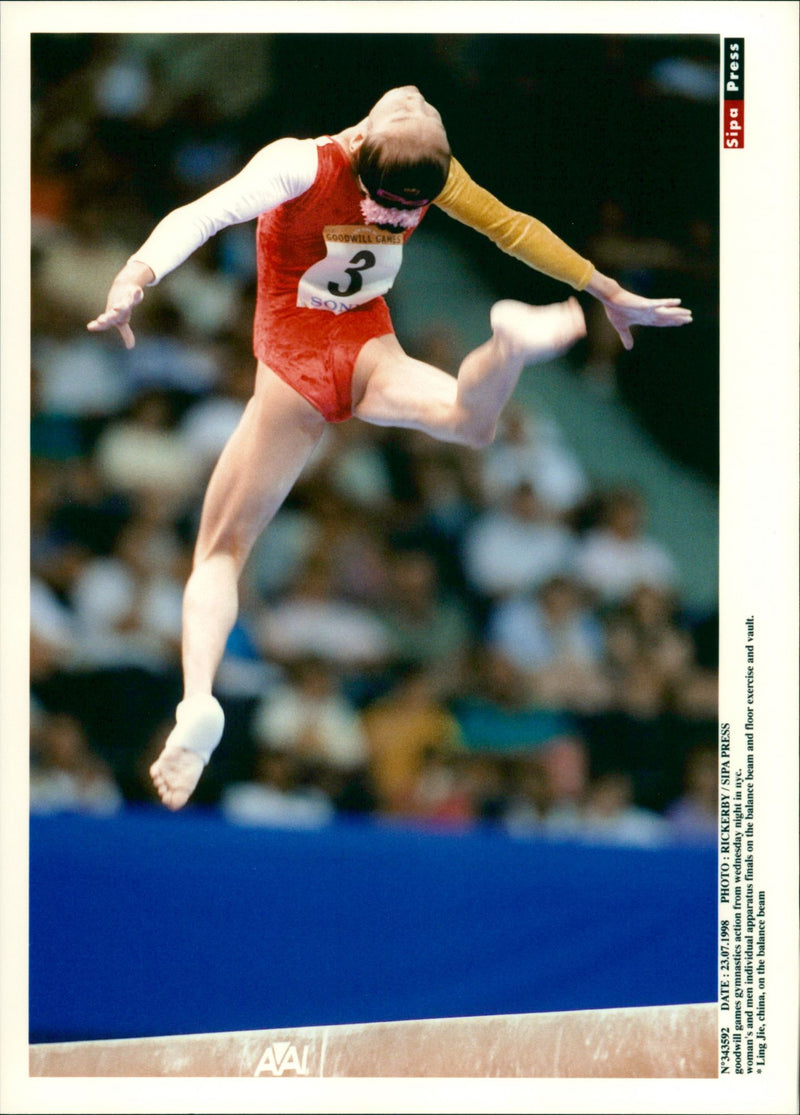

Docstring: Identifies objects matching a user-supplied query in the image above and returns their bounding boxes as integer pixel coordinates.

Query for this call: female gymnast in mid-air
[88,86,692,810]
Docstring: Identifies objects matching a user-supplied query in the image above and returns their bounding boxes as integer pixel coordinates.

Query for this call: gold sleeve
[434,158,595,291]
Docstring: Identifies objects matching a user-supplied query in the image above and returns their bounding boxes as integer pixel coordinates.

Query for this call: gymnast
[88,85,691,809]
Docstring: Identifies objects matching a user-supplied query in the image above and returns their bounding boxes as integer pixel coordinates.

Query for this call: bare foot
[150,694,225,810]
[150,747,205,811]
[490,298,586,364]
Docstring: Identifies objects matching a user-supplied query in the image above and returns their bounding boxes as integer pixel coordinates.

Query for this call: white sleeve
[130,137,319,284]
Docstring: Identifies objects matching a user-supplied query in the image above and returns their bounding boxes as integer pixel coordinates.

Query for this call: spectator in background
[122,300,221,396]
[30,711,122,816]
[480,402,589,516]
[401,746,477,830]
[501,756,556,836]
[361,663,462,816]
[311,419,395,515]
[30,576,77,684]
[575,487,677,606]
[487,574,611,713]
[31,459,83,574]
[603,582,695,704]
[294,484,393,612]
[450,647,588,807]
[665,743,718,844]
[244,509,330,604]
[179,341,256,473]
[221,747,334,830]
[257,557,394,676]
[31,365,86,464]
[412,442,481,539]
[93,389,205,513]
[31,295,131,439]
[90,39,153,126]
[378,549,472,682]
[387,437,481,603]
[544,770,668,847]
[673,662,719,723]
[68,512,188,671]
[251,656,373,812]
[154,240,246,339]
[463,480,577,603]
[39,457,131,560]
[580,591,706,813]
[35,202,139,326]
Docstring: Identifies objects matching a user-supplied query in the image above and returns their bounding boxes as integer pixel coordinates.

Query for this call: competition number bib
[297,226,403,315]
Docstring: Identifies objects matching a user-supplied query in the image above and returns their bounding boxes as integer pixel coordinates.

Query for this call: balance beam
[30,1002,717,1077]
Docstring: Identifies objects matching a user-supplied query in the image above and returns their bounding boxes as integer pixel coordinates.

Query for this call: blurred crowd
[29,34,719,846]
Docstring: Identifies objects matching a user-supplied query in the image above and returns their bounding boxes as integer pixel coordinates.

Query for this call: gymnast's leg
[150,362,326,809]
[351,298,586,446]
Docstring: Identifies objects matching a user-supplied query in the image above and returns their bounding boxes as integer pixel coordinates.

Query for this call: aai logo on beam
[254,1041,311,1077]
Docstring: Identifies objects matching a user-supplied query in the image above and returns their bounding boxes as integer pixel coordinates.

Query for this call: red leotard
[253,138,424,422]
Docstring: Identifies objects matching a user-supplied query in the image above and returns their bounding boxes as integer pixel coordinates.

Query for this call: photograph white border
[2,3,798,1112]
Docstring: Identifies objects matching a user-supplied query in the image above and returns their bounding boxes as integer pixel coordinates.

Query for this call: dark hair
[356,130,451,210]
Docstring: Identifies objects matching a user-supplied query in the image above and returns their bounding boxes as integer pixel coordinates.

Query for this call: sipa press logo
[254,1041,311,1077]
[724,39,745,148]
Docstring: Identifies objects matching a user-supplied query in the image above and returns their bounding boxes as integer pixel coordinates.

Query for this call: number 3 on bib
[297,225,404,314]
[328,249,376,297]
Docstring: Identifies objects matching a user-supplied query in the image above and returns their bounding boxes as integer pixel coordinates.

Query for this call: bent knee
[466,423,498,450]
[193,529,253,576]
[452,412,498,450]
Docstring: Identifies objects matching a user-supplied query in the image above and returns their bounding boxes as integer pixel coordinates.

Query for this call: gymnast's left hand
[585,271,693,351]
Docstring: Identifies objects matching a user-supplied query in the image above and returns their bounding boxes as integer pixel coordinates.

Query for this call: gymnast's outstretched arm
[87,137,318,349]
[434,158,692,349]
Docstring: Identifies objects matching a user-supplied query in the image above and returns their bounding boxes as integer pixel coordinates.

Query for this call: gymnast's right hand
[87,260,154,349]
